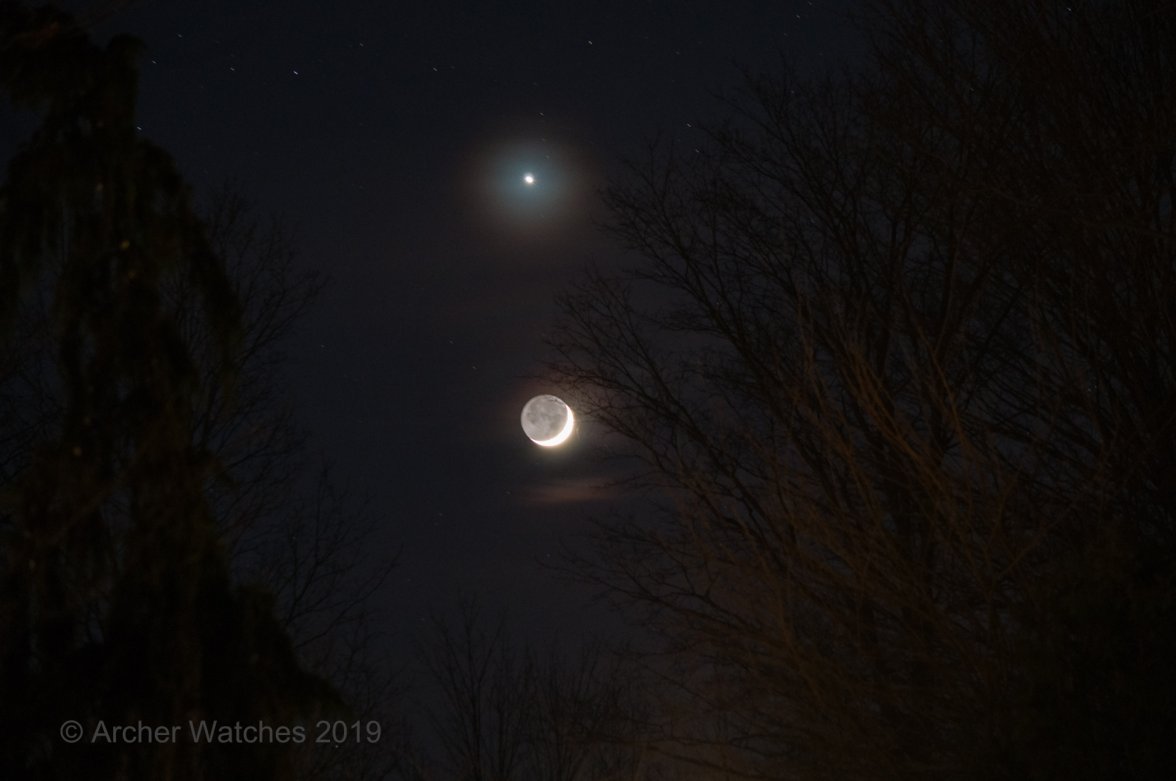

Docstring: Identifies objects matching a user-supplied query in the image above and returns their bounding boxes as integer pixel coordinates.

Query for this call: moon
[521,395,574,447]
[523,172,535,186]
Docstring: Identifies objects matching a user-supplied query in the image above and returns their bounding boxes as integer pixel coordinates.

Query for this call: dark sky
[67,0,859,657]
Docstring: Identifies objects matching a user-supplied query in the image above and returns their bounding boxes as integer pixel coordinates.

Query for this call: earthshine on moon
[521,395,574,447]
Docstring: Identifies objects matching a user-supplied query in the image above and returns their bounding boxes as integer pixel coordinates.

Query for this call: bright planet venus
[521,395,574,447]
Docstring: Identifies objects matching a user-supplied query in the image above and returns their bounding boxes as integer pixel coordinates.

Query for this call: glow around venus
[521,395,575,447]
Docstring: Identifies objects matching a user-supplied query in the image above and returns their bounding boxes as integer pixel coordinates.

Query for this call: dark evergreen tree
[0,4,337,778]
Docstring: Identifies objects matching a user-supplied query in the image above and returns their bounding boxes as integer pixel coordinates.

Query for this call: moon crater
[521,395,574,447]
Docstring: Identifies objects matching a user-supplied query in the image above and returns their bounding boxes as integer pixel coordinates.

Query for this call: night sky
[58,0,859,659]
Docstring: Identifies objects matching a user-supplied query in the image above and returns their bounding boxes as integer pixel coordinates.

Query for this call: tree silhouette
[0,5,339,778]
[197,182,402,769]
[550,1,1176,778]
[408,604,658,781]
[188,186,400,781]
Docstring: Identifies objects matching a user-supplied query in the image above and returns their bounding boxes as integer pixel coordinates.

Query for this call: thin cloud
[520,476,624,507]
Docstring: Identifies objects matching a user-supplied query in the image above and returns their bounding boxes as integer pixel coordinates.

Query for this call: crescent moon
[533,404,574,447]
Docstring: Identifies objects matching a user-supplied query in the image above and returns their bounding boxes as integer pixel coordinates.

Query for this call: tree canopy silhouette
[0,4,338,778]
[551,1,1176,778]
[405,604,657,781]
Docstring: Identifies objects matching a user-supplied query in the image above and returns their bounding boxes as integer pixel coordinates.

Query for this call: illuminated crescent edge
[534,405,575,447]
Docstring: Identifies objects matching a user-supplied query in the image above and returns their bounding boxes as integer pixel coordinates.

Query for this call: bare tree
[526,638,658,781]
[185,186,400,780]
[550,1,1176,779]
[186,185,395,663]
[410,605,660,781]
[416,604,534,781]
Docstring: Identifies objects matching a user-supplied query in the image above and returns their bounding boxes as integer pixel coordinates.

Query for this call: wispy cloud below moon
[520,476,624,507]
